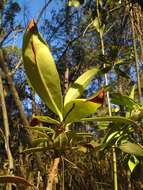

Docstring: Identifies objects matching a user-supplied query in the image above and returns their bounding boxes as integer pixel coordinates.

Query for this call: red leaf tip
[89,89,105,104]
[27,19,36,30]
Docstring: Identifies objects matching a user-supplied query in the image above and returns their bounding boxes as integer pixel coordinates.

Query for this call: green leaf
[64,99,101,124]
[75,132,93,138]
[64,68,99,105]
[23,146,51,154]
[111,93,140,111]
[128,155,139,172]
[54,132,68,149]
[22,19,63,121]
[27,126,55,133]
[34,115,60,124]
[129,85,136,100]
[32,138,49,146]
[105,131,120,144]
[93,18,100,33]
[77,145,87,153]
[119,141,143,156]
[0,175,38,189]
[68,0,80,7]
[80,116,138,128]
[126,85,136,118]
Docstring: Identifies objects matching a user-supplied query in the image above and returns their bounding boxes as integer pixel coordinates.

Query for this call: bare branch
[0,69,14,173]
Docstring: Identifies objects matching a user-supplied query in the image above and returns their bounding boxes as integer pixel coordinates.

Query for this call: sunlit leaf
[119,141,143,156]
[22,19,63,121]
[77,145,87,153]
[64,68,99,105]
[68,0,80,7]
[34,115,60,124]
[64,99,101,124]
[129,85,136,100]
[105,131,120,144]
[128,155,139,172]
[93,17,100,33]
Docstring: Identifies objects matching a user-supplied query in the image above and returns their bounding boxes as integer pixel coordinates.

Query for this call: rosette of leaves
[22,19,139,156]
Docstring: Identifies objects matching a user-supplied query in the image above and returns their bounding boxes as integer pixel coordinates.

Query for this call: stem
[61,157,65,190]
[112,147,118,190]
[0,49,45,175]
[46,157,60,190]
[96,1,118,189]
[0,50,29,127]
[130,8,142,102]
[0,74,14,190]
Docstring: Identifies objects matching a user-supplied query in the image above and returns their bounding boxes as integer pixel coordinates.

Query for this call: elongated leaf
[126,85,136,118]
[32,138,49,146]
[64,68,99,105]
[23,146,51,154]
[119,141,143,156]
[0,176,38,189]
[27,126,55,133]
[34,115,60,124]
[80,116,138,128]
[129,85,136,99]
[76,132,93,138]
[22,19,63,121]
[111,93,139,111]
[105,131,120,144]
[64,99,101,124]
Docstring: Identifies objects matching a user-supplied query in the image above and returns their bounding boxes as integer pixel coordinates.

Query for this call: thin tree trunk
[0,49,29,127]
[0,49,45,177]
[96,1,118,190]
[0,73,14,190]
[46,157,60,190]
[130,8,142,102]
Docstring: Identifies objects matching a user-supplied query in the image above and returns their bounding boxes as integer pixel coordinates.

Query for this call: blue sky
[16,0,61,24]
[13,0,62,47]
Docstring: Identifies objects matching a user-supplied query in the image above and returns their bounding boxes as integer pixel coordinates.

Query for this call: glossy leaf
[68,0,80,7]
[119,141,143,156]
[22,19,63,121]
[128,156,139,172]
[64,99,101,124]
[105,131,120,144]
[64,68,99,105]
[93,18,100,33]
[111,93,140,111]
[80,116,138,128]
[34,115,60,124]
[0,176,38,189]
[129,85,136,100]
